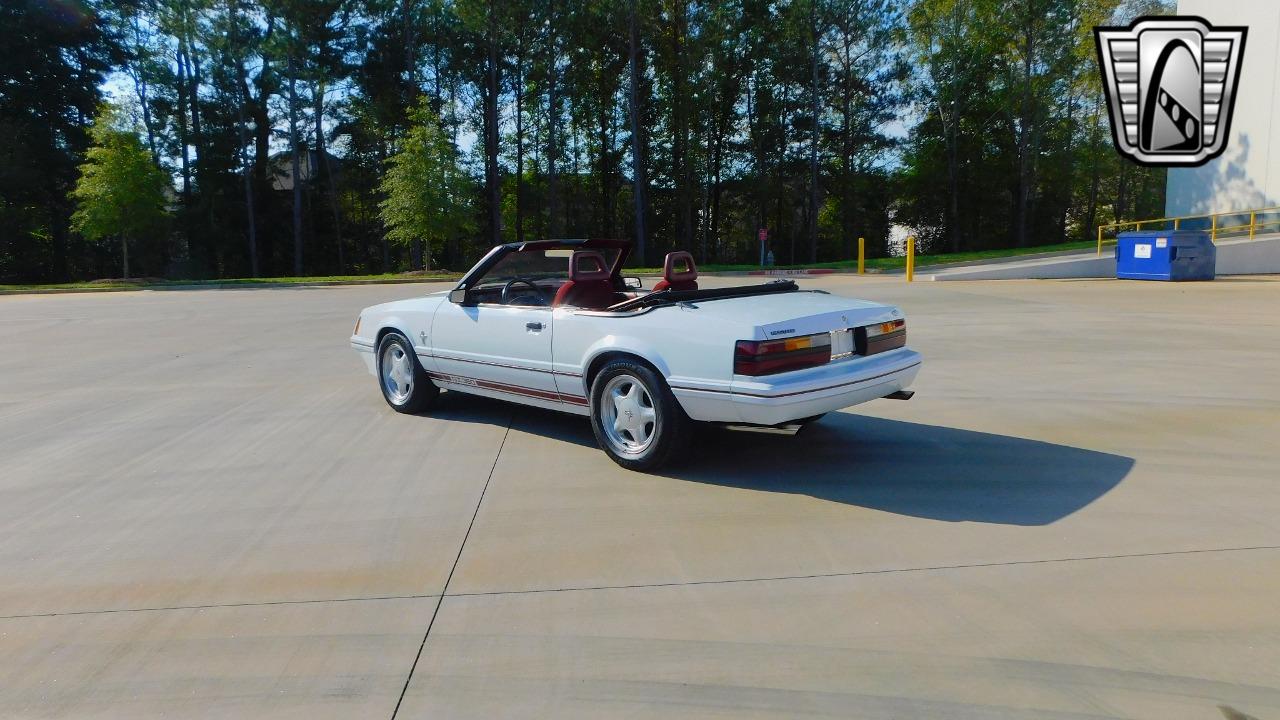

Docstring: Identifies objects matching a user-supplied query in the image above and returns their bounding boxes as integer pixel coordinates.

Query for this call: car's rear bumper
[725,348,921,425]
[668,348,920,424]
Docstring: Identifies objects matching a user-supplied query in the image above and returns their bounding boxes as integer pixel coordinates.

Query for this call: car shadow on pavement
[429,391,600,449]
[671,413,1134,526]
[426,393,1133,526]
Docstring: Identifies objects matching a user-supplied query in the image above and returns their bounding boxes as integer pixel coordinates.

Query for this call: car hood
[361,291,449,315]
[688,290,901,340]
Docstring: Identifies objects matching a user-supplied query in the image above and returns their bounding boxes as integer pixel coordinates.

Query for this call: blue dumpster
[1115,230,1216,281]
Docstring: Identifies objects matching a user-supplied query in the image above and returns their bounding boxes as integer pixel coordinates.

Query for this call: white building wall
[1166,0,1280,215]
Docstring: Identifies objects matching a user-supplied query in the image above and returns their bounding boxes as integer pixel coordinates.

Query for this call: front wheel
[590,359,690,471]
[376,331,438,413]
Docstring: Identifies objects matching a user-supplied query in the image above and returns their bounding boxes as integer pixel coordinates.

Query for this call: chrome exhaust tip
[720,423,804,436]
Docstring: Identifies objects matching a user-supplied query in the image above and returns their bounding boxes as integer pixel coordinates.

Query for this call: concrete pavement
[1,276,1278,718]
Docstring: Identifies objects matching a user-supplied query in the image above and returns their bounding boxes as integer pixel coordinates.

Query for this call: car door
[429,299,559,403]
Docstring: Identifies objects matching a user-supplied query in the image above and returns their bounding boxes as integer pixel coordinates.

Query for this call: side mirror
[623,276,643,290]
[448,288,469,304]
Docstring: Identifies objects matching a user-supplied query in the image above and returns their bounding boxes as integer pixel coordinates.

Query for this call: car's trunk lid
[691,290,901,339]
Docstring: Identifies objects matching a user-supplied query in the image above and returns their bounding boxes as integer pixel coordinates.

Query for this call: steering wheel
[501,278,546,306]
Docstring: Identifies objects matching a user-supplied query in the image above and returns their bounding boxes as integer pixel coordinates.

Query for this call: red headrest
[663,251,698,283]
[569,250,612,282]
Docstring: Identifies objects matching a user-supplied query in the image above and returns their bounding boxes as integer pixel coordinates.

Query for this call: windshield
[472,247,620,289]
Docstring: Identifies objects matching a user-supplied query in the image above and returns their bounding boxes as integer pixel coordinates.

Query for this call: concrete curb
[929,233,1280,280]
[1,276,463,297]
[745,268,841,276]
[710,268,888,277]
[710,250,1100,277]
[2,271,842,296]
[0,267,923,296]
[12,241,1231,296]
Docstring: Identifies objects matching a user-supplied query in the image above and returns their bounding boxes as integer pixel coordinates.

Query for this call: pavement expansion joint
[8,546,1276,624]
[444,544,1280,599]
[389,410,513,720]
[0,592,442,621]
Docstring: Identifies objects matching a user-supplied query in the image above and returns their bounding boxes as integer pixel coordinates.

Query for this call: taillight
[734,333,832,376]
[866,318,904,337]
[863,318,905,355]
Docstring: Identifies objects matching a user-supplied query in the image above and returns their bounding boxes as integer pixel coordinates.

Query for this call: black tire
[589,358,691,471]
[376,331,439,414]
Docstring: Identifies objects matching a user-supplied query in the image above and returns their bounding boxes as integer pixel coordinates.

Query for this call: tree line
[0,0,1170,282]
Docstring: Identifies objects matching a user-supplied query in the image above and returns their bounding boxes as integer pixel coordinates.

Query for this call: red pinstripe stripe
[429,353,581,378]
[428,371,588,406]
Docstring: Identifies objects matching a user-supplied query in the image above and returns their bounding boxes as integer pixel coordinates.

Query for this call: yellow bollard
[1174,218,1180,230]
[857,237,865,275]
[1250,211,1256,240]
[1211,214,1217,242]
[1097,225,1103,257]
[905,236,915,283]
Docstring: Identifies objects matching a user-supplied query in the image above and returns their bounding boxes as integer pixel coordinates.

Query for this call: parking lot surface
[2,275,1279,719]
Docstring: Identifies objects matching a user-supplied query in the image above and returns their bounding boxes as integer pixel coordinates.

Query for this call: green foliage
[2,0,1183,282]
[897,0,1171,253]
[378,101,474,269]
[0,0,120,282]
[70,104,170,276]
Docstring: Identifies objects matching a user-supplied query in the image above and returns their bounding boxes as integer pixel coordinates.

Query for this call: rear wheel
[590,359,690,471]
[377,331,438,413]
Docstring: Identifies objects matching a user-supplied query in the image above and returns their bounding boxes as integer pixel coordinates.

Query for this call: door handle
[526,322,543,331]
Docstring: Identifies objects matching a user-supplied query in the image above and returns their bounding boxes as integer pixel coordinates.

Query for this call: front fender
[361,295,447,353]
[359,313,434,371]
[371,314,416,346]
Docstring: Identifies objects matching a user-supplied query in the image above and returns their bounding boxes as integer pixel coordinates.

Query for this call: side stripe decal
[427,371,587,406]
[430,353,581,378]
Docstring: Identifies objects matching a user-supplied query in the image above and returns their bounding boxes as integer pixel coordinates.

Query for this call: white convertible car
[350,239,921,470]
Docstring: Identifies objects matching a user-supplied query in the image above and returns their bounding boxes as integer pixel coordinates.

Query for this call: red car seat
[553,251,617,309]
[652,251,699,292]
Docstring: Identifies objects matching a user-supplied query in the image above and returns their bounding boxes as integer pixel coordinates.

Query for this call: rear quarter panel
[551,305,748,420]
[551,291,914,423]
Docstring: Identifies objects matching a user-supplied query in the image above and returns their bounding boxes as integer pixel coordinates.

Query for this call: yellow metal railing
[1096,205,1280,256]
